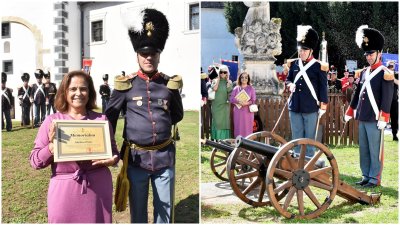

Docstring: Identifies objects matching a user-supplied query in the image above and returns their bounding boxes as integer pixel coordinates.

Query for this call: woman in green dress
[210,65,233,140]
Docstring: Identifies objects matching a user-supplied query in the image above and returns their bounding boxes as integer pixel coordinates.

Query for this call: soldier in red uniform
[345,25,394,188]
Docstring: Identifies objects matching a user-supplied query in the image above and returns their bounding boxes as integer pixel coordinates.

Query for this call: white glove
[344,115,352,122]
[377,121,387,130]
[287,83,296,93]
[318,109,326,118]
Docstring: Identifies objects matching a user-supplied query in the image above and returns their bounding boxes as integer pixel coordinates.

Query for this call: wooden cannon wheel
[227,131,288,207]
[210,139,235,181]
[266,138,339,219]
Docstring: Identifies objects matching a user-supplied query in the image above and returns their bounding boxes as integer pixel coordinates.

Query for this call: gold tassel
[114,144,130,212]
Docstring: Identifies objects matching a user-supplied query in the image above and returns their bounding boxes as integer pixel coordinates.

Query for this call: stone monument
[234,2,284,96]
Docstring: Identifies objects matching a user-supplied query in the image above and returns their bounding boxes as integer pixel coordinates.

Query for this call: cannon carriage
[203,132,381,219]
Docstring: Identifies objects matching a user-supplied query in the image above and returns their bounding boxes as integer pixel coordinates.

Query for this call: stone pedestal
[244,60,284,96]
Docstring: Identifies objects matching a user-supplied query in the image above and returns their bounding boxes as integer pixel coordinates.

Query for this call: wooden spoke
[285,152,297,171]
[258,179,266,202]
[214,161,226,168]
[274,180,293,194]
[235,170,259,180]
[298,144,307,169]
[274,168,292,179]
[236,156,260,169]
[214,154,227,160]
[283,186,297,210]
[309,166,332,178]
[304,150,323,171]
[297,190,305,216]
[304,186,321,208]
[243,178,261,195]
[309,180,333,191]
[219,167,227,177]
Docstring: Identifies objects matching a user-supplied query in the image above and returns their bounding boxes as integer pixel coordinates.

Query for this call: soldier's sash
[34,84,45,100]
[1,89,10,105]
[358,65,384,120]
[22,86,30,100]
[293,58,319,106]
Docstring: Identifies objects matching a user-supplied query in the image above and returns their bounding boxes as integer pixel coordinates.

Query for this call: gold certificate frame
[53,120,112,162]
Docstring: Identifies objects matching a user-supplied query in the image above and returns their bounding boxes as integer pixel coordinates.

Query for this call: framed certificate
[53,120,113,162]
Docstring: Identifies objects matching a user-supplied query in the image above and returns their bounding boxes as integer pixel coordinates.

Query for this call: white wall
[201,7,243,72]
[1,1,55,121]
[82,0,200,110]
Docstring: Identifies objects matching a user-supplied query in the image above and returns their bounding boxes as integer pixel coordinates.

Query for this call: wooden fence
[201,91,359,146]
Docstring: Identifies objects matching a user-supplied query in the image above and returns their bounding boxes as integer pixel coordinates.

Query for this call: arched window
[4,41,10,53]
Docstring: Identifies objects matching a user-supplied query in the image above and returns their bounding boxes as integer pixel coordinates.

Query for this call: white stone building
[1,0,200,124]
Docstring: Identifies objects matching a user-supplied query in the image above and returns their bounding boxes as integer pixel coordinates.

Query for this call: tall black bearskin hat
[356,25,384,55]
[34,69,44,79]
[123,8,169,54]
[296,25,319,50]
[103,74,109,81]
[21,73,30,82]
[2,72,6,83]
[43,70,50,79]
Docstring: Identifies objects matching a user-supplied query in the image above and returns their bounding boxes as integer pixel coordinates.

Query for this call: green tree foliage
[224,2,398,76]
[223,2,248,34]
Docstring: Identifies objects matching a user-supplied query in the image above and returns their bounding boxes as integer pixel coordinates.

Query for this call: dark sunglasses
[220,71,228,74]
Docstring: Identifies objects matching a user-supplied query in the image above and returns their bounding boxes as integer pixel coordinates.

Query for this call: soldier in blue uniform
[43,70,57,116]
[285,25,328,157]
[106,8,183,223]
[345,25,394,188]
[18,73,32,126]
[31,69,46,127]
[2,72,14,131]
[99,74,111,113]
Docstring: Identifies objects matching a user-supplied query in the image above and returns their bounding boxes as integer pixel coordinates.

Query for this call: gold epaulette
[319,61,329,72]
[286,58,297,68]
[354,69,363,78]
[114,73,136,91]
[167,75,183,90]
[383,67,395,81]
[201,73,208,79]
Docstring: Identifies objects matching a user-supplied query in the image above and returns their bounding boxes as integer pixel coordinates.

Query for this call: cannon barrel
[235,136,278,158]
[201,139,234,153]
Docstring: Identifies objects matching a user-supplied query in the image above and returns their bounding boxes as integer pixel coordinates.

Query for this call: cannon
[204,132,287,184]
[203,132,381,219]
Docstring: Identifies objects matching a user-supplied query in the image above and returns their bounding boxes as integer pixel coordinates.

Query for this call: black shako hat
[34,69,44,79]
[103,74,109,81]
[2,72,6,83]
[21,73,30,82]
[296,25,319,50]
[356,25,384,55]
[43,70,50,79]
[125,8,169,54]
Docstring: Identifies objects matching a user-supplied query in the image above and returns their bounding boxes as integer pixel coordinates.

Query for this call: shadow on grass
[201,204,232,218]
[175,194,199,223]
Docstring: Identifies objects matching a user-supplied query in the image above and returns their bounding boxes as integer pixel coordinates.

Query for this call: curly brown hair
[54,70,97,113]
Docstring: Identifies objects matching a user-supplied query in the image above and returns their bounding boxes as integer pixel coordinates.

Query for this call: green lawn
[2,110,199,223]
[201,135,398,223]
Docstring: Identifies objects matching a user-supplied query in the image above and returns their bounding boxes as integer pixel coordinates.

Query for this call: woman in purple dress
[229,72,257,138]
[30,70,120,223]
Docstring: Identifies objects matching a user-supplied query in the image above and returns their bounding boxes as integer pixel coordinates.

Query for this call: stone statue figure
[235,1,284,96]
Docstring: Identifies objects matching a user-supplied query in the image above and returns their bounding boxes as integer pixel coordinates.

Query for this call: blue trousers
[34,103,46,126]
[127,166,175,223]
[289,111,318,157]
[1,108,12,131]
[102,98,109,114]
[358,121,383,185]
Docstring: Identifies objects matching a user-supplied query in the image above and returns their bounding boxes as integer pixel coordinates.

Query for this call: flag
[221,59,239,82]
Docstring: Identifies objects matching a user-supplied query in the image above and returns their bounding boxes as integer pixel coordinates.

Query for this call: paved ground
[201,181,246,205]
